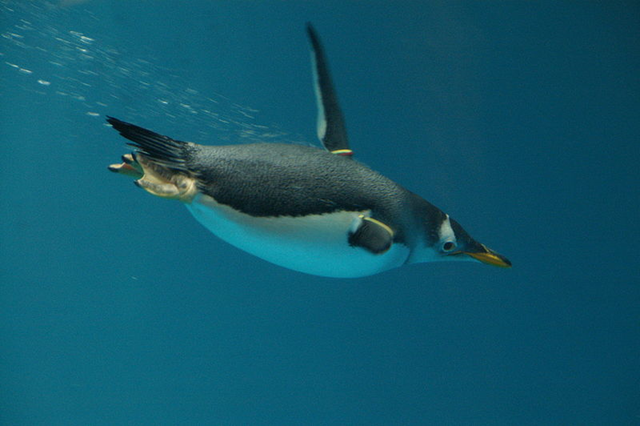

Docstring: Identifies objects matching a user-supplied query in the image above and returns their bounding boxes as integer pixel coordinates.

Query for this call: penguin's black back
[190,143,409,221]
[107,117,438,247]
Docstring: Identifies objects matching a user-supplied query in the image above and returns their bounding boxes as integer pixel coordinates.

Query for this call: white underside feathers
[186,193,410,278]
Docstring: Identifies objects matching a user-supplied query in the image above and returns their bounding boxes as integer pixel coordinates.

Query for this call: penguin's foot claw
[108,153,144,178]
[109,152,197,202]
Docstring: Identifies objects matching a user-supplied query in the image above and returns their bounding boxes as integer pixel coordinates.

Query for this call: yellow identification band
[331,149,354,156]
[360,215,395,237]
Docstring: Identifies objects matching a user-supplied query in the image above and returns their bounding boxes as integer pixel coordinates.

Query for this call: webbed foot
[108,153,144,179]
[108,153,197,202]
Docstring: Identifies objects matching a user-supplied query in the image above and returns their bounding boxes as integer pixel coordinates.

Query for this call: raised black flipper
[348,215,395,254]
[306,23,352,157]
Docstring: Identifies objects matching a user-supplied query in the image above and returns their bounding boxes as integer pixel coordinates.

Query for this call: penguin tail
[107,116,199,202]
[106,116,190,173]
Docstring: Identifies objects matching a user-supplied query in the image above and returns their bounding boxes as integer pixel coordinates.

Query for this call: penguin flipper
[306,23,352,158]
[348,215,394,254]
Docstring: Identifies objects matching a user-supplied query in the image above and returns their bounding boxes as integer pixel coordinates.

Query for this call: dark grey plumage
[106,117,452,247]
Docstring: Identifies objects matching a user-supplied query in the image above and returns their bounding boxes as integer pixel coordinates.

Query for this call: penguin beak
[465,245,512,268]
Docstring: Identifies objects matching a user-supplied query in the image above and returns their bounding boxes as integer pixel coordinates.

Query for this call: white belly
[185,193,410,278]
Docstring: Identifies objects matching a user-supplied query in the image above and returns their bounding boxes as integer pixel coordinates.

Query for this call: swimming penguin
[107,24,511,278]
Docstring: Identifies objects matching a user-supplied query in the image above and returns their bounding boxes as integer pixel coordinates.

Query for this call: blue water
[1,1,639,424]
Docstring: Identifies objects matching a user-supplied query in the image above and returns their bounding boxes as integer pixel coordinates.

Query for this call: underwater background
[1,1,639,424]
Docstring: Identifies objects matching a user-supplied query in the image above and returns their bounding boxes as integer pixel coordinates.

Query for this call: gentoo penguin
[107,24,511,278]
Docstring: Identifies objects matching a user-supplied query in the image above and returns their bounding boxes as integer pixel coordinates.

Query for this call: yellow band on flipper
[331,149,354,156]
[359,215,394,237]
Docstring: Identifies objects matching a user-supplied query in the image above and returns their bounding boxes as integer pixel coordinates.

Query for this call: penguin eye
[442,241,456,252]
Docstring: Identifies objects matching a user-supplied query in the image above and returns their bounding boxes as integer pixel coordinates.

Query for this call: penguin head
[415,213,511,268]
[445,217,511,267]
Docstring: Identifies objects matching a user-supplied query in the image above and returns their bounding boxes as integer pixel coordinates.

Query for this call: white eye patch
[438,214,456,247]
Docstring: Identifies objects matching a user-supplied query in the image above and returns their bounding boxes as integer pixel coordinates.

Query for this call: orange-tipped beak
[466,250,512,268]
